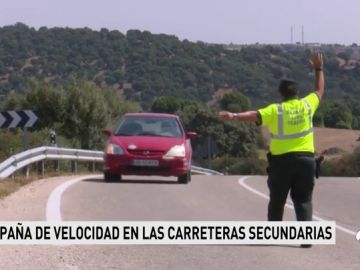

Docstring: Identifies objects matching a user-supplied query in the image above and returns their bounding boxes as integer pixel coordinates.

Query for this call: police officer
[219,52,324,225]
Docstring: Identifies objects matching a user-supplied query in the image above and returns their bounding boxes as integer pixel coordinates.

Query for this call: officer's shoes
[300,244,312,248]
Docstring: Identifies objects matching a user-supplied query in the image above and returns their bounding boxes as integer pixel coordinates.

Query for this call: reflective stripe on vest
[271,100,313,140]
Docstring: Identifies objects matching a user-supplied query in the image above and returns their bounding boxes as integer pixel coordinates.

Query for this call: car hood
[110,136,185,151]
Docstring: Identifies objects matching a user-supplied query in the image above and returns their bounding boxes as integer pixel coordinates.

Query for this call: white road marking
[46,175,102,221]
[238,176,357,236]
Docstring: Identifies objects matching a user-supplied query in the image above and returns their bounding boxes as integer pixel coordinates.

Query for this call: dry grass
[313,127,360,155]
[0,169,100,199]
[262,127,360,158]
[0,176,38,198]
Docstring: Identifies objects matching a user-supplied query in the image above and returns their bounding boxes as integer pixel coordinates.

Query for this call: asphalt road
[1,174,360,269]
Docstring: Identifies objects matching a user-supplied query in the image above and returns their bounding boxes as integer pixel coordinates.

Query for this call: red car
[103,113,197,183]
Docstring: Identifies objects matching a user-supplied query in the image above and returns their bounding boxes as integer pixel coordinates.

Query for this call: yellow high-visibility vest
[258,93,320,155]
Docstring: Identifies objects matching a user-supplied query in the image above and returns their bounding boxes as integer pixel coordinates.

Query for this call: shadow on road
[83,178,181,185]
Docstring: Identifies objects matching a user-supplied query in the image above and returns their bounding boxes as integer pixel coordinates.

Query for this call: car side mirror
[103,129,112,137]
[186,132,198,140]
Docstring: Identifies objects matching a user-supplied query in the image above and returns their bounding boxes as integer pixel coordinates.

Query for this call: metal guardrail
[190,165,224,176]
[0,147,222,180]
[0,147,103,179]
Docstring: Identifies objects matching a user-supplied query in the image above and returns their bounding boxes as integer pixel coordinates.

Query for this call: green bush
[210,156,267,175]
[228,157,267,175]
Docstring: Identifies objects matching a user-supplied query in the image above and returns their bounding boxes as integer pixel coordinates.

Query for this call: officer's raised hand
[309,52,325,99]
[309,52,323,70]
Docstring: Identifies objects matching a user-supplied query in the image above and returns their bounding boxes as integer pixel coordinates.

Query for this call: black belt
[269,152,314,161]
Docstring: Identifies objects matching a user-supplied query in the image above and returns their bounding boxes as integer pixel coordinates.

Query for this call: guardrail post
[37,161,45,178]
[92,161,95,173]
[55,160,60,173]
[23,166,30,178]
[71,160,77,174]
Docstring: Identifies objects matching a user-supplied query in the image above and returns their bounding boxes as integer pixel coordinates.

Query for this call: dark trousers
[267,153,315,221]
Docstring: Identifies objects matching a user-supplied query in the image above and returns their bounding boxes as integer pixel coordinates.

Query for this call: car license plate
[133,159,159,167]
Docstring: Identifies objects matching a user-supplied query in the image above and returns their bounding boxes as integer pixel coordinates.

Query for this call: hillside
[1,24,360,100]
[1,23,360,130]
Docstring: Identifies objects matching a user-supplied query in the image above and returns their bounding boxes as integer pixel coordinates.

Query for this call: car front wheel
[177,171,191,184]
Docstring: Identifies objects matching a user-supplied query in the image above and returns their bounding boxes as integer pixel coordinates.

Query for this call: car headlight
[163,144,185,159]
[105,144,124,155]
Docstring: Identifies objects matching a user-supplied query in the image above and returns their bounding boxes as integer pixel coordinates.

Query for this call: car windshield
[115,116,183,137]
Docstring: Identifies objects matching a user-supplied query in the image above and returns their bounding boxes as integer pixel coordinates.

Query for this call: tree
[23,79,66,129]
[151,96,181,113]
[323,101,352,129]
[176,101,260,159]
[102,86,141,125]
[61,79,110,149]
[220,92,250,112]
[1,77,141,152]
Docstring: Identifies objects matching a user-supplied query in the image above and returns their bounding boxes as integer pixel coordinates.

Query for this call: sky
[1,0,359,45]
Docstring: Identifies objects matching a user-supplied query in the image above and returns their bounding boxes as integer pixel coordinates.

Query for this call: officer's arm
[219,111,259,122]
[314,69,324,99]
[310,52,324,99]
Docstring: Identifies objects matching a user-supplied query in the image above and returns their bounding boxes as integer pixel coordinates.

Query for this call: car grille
[125,165,167,173]
[127,149,165,157]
